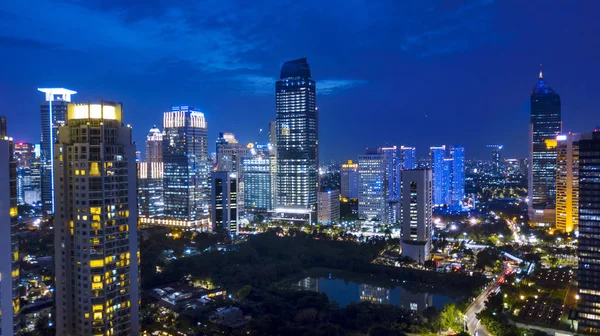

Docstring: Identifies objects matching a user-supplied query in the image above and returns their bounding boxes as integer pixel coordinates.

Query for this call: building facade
[54,102,139,336]
[161,106,210,228]
[341,160,359,199]
[0,117,21,335]
[317,190,340,225]
[528,68,561,226]
[211,172,238,235]
[241,153,272,214]
[400,169,433,263]
[382,147,401,224]
[358,151,386,222]
[216,133,247,172]
[430,146,447,206]
[275,58,318,218]
[555,133,579,233]
[577,130,600,334]
[450,146,465,209]
[145,126,163,162]
[39,88,76,214]
[400,146,417,170]
[487,144,503,176]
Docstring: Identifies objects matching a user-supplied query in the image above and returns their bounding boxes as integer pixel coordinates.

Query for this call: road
[464,281,499,336]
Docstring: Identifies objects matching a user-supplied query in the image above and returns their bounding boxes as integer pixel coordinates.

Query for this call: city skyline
[1,2,599,161]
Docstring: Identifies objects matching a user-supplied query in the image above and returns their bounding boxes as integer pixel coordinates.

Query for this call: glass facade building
[162,106,210,229]
[358,151,386,221]
[450,146,465,208]
[241,154,272,213]
[275,58,318,217]
[555,133,579,233]
[400,146,417,170]
[528,69,561,226]
[341,160,359,199]
[211,172,238,235]
[54,102,139,335]
[430,146,446,206]
[38,88,76,214]
[578,130,600,333]
[0,117,21,335]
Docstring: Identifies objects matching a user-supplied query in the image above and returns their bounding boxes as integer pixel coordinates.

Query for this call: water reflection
[296,277,454,313]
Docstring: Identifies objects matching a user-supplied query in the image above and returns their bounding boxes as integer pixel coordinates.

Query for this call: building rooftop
[531,66,556,95]
[280,57,311,79]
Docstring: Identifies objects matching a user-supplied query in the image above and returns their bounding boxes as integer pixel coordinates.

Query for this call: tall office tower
[145,126,163,162]
[137,161,164,222]
[487,144,504,175]
[15,142,36,204]
[577,130,600,334]
[162,106,210,228]
[341,160,359,199]
[382,146,401,224]
[400,146,417,170]
[0,117,21,335]
[54,102,139,336]
[450,146,465,208]
[276,58,318,218]
[430,146,446,206]
[39,88,77,214]
[268,121,278,207]
[269,121,277,151]
[400,169,433,263]
[442,158,453,205]
[241,148,272,214]
[528,67,561,227]
[555,133,579,233]
[358,150,386,221]
[216,133,248,172]
[317,190,340,225]
[211,172,238,235]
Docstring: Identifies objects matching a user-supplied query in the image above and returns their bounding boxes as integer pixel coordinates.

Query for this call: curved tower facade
[528,67,561,226]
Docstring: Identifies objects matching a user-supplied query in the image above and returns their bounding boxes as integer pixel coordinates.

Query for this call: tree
[237,285,253,300]
[439,303,462,332]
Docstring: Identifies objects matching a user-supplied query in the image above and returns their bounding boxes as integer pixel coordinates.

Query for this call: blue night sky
[0,0,598,161]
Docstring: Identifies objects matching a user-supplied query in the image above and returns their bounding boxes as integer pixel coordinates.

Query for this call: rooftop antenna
[539,64,543,79]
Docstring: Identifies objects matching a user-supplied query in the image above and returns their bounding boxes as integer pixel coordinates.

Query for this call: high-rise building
[216,133,247,172]
[14,142,40,205]
[528,67,561,226]
[0,117,21,335]
[555,133,579,233]
[400,146,417,170]
[400,169,433,263]
[38,88,77,214]
[146,126,163,162]
[341,160,359,199]
[162,106,210,229]
[430,146,446,206]
[487,144,503,175]
[276,58,318,218]
[442,158,453,205]
[241,146,272,214]
[317,190,340,225]
[450,146,465,208]
[382,147,401,224]
[577,130,600,334]
[358,151,386,222]
[211,172,238,235]
[137,161,164,221]
[54,102,139,336]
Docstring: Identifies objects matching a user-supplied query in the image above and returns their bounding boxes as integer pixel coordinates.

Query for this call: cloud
[317,80,368,95]
[0,35,59,50]
[233,75,366,95]
[0,0,264,72]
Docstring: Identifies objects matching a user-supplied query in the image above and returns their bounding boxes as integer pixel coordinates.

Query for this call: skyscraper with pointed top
[528,66,561,227]
[275,58,318,218]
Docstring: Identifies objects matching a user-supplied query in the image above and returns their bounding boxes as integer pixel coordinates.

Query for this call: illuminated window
[90,162,101,176]
[90,260,104,268]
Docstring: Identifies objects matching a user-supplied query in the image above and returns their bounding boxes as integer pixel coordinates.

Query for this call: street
[464,282,499,336]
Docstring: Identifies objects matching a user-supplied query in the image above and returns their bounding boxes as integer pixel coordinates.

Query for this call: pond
[294,274,462,313]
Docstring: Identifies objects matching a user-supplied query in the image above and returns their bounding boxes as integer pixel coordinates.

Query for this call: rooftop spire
[539,64,543,79]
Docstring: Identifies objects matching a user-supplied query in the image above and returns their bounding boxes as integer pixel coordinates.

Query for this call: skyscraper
[358,150,386,221]
[38,88,76,214]
[450,146,465,208]
[430,146,446,206]
[487,144,503,175]
[54,102,139,335]
[145,126,163,162]
[0,117,21,335]
[162,106,210,229]
[577,130,600,333]
[400,169,433,263]
[400,146,417,170]
[276,58,318,218]
[317,190,340,225]
[382,146,401,224]
[241,146,272,214]
[14,142,40,205]
[211,172,238,235]
[341,160,359,199]
[528,67,561,226]
[555,133,579,233]
[216,133,247,172]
